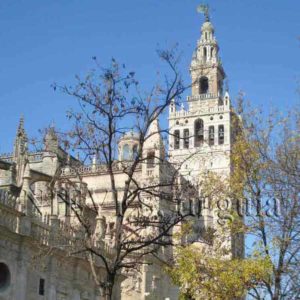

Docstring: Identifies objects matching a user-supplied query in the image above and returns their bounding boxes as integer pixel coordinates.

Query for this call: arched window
[199,77,209,94]
[218,125,224,145]
[147,151,155,168]
[209,126,214,146]
[0,263,10,291]
[194,119,204,147]
[174,130,180,149]
[211,47,214,58]
[203,47,207,61]
[122,144,130,160]
[39,279,45,296]
[132,145,138,159]
[183,129,189,149]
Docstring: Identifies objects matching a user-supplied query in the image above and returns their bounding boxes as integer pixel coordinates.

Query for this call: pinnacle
[16,114,27,139]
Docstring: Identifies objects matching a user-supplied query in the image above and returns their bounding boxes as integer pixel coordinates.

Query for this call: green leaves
[167,245,272,300]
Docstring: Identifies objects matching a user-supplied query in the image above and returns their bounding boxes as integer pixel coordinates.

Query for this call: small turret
[142,117,165,179]
[224,90,231,108]
[169,99,176,115]
[144,117,164,157]
[118,131,140,161]
[44,127,59,153]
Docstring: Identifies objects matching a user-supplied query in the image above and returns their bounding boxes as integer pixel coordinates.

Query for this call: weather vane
[197,3,210,21]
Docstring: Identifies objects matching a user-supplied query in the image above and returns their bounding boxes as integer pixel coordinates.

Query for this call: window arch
[218,125,224,145]
[147,151,155,168]
[199,77,209,94]
[203,47,207,61]
[0,263,11,291]
[122,144,130,160]
[132,145,138,159]
[194,119,204,147]
[209,126,215,146]
[174,130,180,149]
[183,129,189,149]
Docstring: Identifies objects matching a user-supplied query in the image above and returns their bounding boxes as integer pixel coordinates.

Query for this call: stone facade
[0,16,243,300]
[0,189,118,300]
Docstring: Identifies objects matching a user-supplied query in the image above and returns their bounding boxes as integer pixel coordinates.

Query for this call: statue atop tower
[197,3,210,22]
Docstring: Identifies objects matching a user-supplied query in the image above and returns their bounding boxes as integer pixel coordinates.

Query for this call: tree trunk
[105,291,112,300]
[104,273,115,300]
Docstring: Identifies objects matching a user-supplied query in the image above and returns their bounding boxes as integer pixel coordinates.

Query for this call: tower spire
[17,115,26,138]
[190,7,225,100]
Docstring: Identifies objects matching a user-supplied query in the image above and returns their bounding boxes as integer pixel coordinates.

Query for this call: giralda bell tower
[168,10,233,184]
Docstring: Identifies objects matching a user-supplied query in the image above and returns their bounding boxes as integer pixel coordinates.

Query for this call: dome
[201,21,214,32]
[118,131,140,161]
[119,131,140,141]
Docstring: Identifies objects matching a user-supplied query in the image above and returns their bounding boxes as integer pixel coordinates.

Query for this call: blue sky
[0,0,299,153]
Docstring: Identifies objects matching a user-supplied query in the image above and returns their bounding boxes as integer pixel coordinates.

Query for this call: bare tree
[231,100,300,300]
[46,50,200,299]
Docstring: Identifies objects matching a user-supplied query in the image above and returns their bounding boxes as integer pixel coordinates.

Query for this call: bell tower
[168,9,232,182]
[168,8,243,260]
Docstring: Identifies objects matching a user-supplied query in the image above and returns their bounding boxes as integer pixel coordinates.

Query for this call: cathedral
[0,13,243,300]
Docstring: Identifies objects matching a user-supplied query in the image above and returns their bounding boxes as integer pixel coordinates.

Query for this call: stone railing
[0,190,115,259]
[0,202,23,234]
[171,104,226,118]
[0,189,18,208]
[172,110,191,118]
[61,162,142,176]
[187,93,219,102]
[208,105,225,113]
[28,153,43,162]
[0,152,43,163]
[31,217,51,245]
[61,164,108,176]
[30,216,84,249]
[0,154,13,163]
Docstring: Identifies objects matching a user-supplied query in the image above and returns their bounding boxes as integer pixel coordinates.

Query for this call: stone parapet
[0,190,115,259]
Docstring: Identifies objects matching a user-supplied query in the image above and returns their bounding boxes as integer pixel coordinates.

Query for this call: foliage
[167,244,272,300]
[168,99,300,300]
[231,101,300,299]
